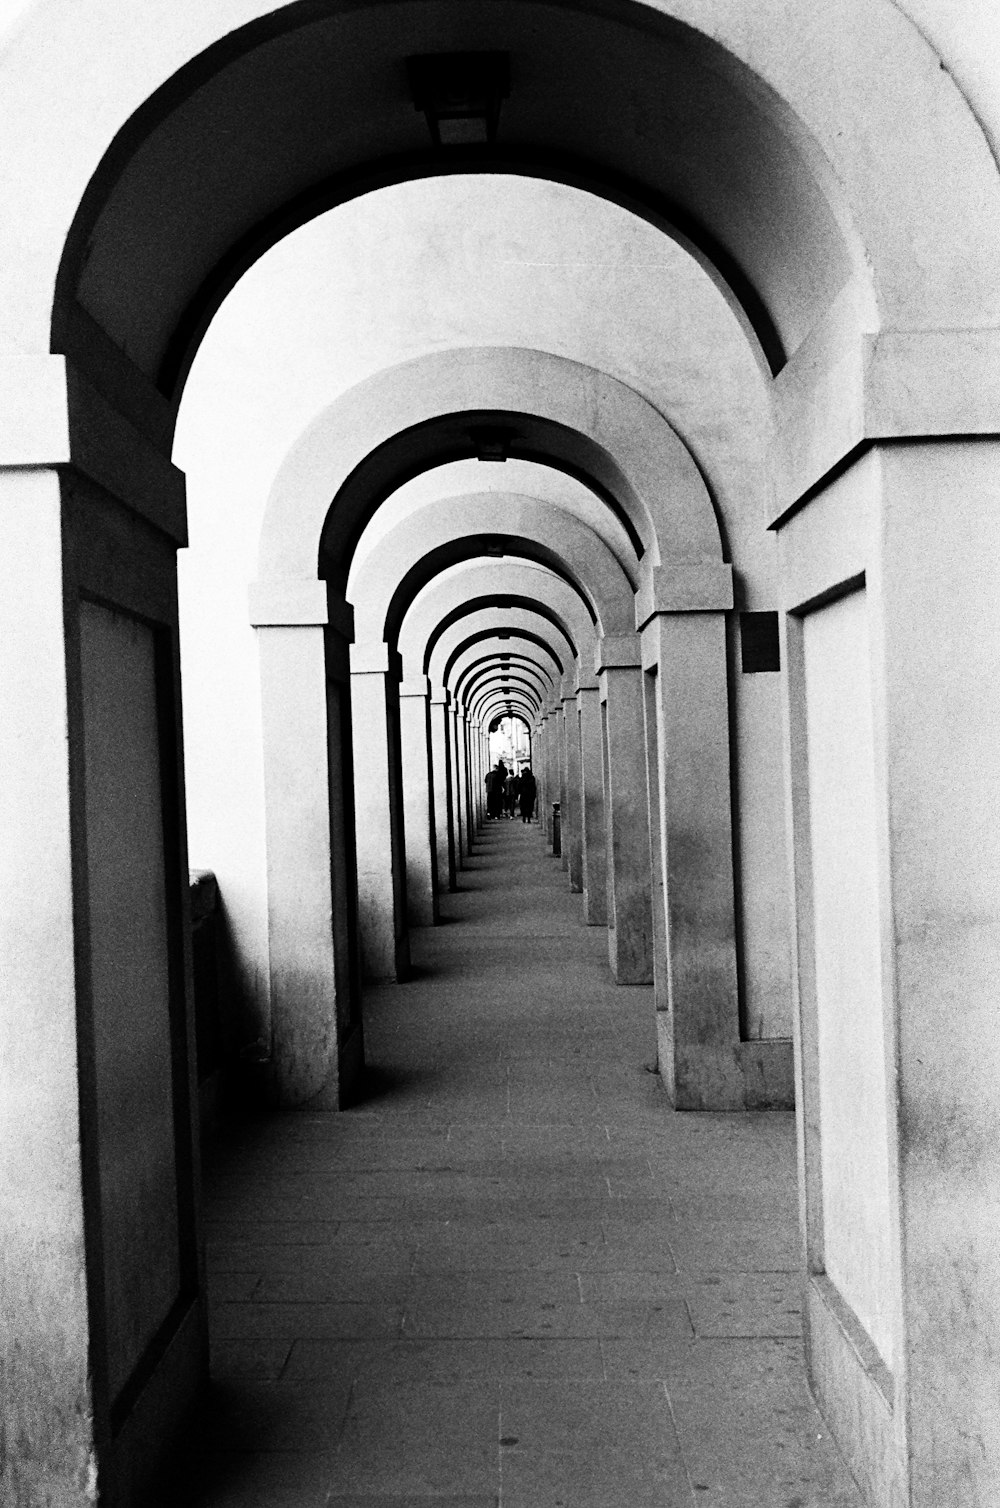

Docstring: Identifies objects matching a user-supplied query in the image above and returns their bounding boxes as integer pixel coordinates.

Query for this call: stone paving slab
[178,820,863,1508]
[330,1380,498,1497]
[400,1298,694,1340]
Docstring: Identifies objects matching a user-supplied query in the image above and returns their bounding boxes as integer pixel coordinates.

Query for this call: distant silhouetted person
[504,768,520,818]
[518,765,537,822]
[485,761,507,819]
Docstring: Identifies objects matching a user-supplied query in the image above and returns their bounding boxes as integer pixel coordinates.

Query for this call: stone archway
[5,4,1000,1502]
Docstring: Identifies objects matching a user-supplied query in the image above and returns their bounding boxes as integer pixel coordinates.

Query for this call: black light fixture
[468,424,514,463]
[407,52,511,147]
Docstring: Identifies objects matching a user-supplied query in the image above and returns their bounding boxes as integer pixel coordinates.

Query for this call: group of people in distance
[485,759,537,823]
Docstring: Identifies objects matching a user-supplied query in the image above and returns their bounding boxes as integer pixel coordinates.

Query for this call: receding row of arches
[244,346,762,1115]
[3,4,1000,1506]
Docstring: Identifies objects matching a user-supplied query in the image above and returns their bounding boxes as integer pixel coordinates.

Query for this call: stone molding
[595,633,642,673]
[248,578,354,637]
[0,354,187,543]
[634,561,734,629]
[772,324,1000,526]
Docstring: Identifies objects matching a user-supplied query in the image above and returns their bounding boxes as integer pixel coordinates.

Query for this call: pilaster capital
[772,323,1000,525]
[0,354,188,544]
[400,676,431,699]
[0,355,69,465]
[595,633,642,674]
[349,642,402,679]
[634,562,733,628]
[249,578,355,638]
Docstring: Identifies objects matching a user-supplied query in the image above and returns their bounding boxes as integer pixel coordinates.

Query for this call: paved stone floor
[186,819,865,1507]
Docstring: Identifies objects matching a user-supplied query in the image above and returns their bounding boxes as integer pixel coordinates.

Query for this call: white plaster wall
[803,588,894,1368]
[175,176,789,1041]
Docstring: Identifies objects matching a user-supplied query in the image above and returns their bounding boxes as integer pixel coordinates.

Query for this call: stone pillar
[554,703,569,869]
[470,719,483,828]
[449,703,465,864]
[399,677,438,926]
[779,435,1000,1508]
[0,361,204,1504]
[464,714,478,840]
[561,689,583,891]
[641,609,782,1109]
[875,442,1000,1508]
[456,707,471,856]
[252,582,365,1094]
[430,688,456,892]
[598,635,653,984]
[349,645,410,982]
[578,681,607,924]
[540,712,553,839]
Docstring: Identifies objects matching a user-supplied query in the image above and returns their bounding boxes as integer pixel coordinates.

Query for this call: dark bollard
[552,801,561,856]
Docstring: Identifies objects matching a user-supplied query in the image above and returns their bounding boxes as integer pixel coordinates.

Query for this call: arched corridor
[186,819,861,1507]
[5,4,1000,1505]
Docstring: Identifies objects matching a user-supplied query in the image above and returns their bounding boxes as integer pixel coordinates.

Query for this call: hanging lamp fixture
[407,52,511,147]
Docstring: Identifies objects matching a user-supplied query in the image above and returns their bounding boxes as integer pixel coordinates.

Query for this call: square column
[448,704,466,864]
[400,678,438,926]
[349,645,410,982]
[597,636,653,984]
[578,684,607,924]
[1,475,99,1507]
[430,688,456,892]
[874,442,1000,1507]
[252,582,364,1097]
[555,704,569,869]
[1,364,205,1505]
[535,719,547,833]
[468,717,479,828]
[779,436,1000,1507]
[470,720,484,828]
[641,611,790,1108]
[541,712,554,838]
[456,707,472,855]
[561,689,583,891]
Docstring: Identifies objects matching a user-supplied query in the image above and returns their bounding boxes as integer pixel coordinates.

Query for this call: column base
[656,1018,794,1109]
[296,1022,366,1110]
[106,1299,207,1508]
[607,924,654,985]
[805,1275,901,1508]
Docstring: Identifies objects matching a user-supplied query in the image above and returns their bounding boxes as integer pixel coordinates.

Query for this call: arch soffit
[257,348,723,587]
[453,642,558,687]
[479,693,537,727]
[398,560,595,669]
[471,687,542,727]
[466,668,546,715]
[430,615,576,690]
[361,459,638,585]
[441,630,569,691]
[19,0,1000,404]
[421,593,588,684]
[349,492,636,646]
[455,654,554,705]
